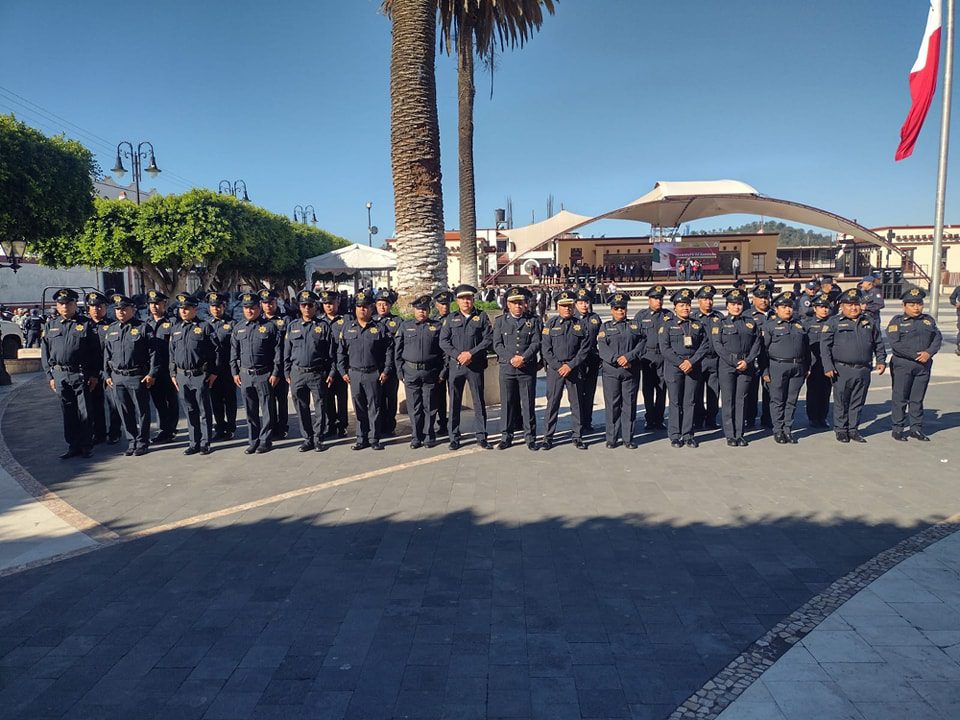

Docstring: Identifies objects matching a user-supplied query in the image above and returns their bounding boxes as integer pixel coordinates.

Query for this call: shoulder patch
[598,330,606,338]
[745,322,754,330]
[162,322,170,329]
[542,328,550,335]
[923,319,932,325]
[591,317,599,325]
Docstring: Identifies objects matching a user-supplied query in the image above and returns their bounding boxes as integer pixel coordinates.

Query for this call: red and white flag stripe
[896,0,943,161]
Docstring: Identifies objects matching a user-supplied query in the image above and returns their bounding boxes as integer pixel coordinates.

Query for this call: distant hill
[690,221,834,247]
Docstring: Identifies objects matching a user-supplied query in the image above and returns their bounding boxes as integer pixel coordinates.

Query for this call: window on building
[942,247,949,270]
[751,253,765,272]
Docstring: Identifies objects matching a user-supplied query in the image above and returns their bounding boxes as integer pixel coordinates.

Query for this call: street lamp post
[366,202,378,247]
[0,238,28,386]
[111,141,160,205]
[218,180,250,202]
[293,205,317,225]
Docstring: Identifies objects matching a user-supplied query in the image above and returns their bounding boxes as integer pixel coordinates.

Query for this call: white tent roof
[304,243,396,279]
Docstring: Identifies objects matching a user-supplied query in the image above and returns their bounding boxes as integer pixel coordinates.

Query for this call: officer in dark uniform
[760,291,810,444]
[439,284,493,450]
[85,291,121,445]
[659,289,709,448]
[169,293,220,455]
[396,294,444,448]
[574,287,602,433]
[285,290,336,452]
[692,285,723,429]
[821,288,886,443]
[820,275,842,309]
[744,284,774,430]
[887,287,942,441]
[144,290,179,443]
[431,290,453,437]
[541,289,591,450]
[259,289,290,440]
[231,292,284,454]
[103,293,160,456]
[802,292,834,428]
[205,291,237,440]
[799,280,820,318]
[861,275,885,325]
[23,310,44,348]
[319,290,349,439]
[598,292,645,449]
[41,288,99,459]
[633,285,672,431]
[493,287,541,450]
[337,289,394,451]
[373,289,401,436]
[950,285,960,356]
[711,288,761,446]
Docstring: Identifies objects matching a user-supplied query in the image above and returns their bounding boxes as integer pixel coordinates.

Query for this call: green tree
[0,114,97,252]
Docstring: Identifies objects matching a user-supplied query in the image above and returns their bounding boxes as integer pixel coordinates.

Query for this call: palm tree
[438,0,556,285]
[383,0,448,306]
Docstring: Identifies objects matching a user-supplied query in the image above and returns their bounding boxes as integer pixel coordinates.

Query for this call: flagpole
[931,0,954,317]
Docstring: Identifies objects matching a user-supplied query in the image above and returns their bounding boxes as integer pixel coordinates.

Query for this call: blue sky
[1,0,956,242]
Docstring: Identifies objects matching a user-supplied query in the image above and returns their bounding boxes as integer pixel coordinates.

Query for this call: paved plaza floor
[0,342,957,719]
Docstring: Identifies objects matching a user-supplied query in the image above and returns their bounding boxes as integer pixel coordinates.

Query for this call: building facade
[838,225,959,285]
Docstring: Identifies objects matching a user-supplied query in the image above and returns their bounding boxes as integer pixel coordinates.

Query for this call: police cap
[901,287,927,302]
[205,291,226,306]
[671,288,694,304]
[258,288,278,302]
[53,288,79,303]
[297,290,319,305]
[146,289,168,303]
[453,284,477,298]
[556,289,577,306]
[111,293,135,308]
[355,289,375,307]
[646,284,668,299]
[695,285,717,299]
[724,288,747,305]
[839,288,864,304]
[506,286,531,302]
[433,290,454,305]
[239,292,260,308]
[609,292,629,309]
[772,291,796,307]
[85,291,108,306]
[176,292,200,308]
[318,290,338,304]
[811,292,833,307]
[411,294,433,310]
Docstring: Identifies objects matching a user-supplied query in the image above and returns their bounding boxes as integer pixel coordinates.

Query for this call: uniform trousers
[431,369,448,434]
[349,369,383,444]
[177,371,213,449]
[210,372,238,435]
[291,368,328,445]
[890,357,932,431]
[543,367,583,441]
[89,375,120,441]
[112,375,151,449]
[805,360,830,425]
[499,369,537,442]
[401,366,438,443]
[579,357,600,429]
[693,359,720,428]
[718,366,752,441]
[382,374,399,434]
[664,365,700,442]
[636,357,666,426]
[745,371,772,428]
[602,365,639,446]
[240,370,276,448]
[323,373,348,434]
[269,376,289,435]
[448,365,488,441]
[831,363,871,433]
[767,360,806,435]
[53,368,92,450]
[149,373,179,436]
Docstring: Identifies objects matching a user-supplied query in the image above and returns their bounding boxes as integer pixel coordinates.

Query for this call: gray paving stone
[800,631,885,664]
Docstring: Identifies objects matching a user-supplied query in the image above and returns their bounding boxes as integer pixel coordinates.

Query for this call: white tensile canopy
[304,243,396,281]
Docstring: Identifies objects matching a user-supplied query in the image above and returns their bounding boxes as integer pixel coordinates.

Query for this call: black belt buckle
[351,366,376,373]
[242,368,269,375]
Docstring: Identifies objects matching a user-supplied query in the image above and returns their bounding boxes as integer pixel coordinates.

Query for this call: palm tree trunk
[389,0,447,307]
[457,35,478,286]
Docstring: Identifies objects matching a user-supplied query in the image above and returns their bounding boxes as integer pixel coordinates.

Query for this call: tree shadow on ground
[0,509,931,720]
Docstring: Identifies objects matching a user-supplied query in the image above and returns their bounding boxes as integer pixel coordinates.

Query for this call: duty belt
[112,367,147,376]
[241,367,270,375]
[51,364,81,372]
[175,367,206,376]
[350,365,377,373]
[402,360,439,370]
[836,361,870,369]
[294,365,329,373]
[769,357,803,364]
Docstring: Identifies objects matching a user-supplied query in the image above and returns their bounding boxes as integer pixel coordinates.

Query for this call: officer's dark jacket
[169,318,221,373]
[574,310,602,359]
[40,314,99,379]
[336,319,395,376]
[541,314,590,371]
[395,318,443,376]
[283,317,337,375]
[692,309,723,363]
[799,293,817,318]
[597,318,645,367]
[208,317,234,371]
[439,309,493,370]
[658,315,709,367]
[374,312,401,338]
[864,288,885,315]
[434,311,451,378]
[230,316,284,377]
[710,314,762,368]
[493,312,541,371]
[89,317,111,372]
[264,313,288,338]
[760,317,810,370]
[146,316,175,377]
[802,315,831,362]
[820,314,886,373]
[633,306,673,361]
[102,319,161,379]
[886,313,942,364]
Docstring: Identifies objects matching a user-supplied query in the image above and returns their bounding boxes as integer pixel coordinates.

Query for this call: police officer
[659,289,709,448]
[23,309,44,348]
[802,292,834,428]
[711,288,761,447]
[231,292,284,454]
[319,290,349,439]
[285,290,336,452]
[145,290,179,443]
[541,289,591,450]
[103,293,160,456]
[431,290,453,437]
[259,289,290,440]
[41,288,100,459]
[950,285,960,356]
[205,291,238,440]
[745,284,774,430]
[439,284,493,450]
[374,289,401,435]
[494,287,541,450]
[692,285,723,429]
[85,291,121,445]
[633,285,672,431]
[820,275,842,309]
[887,287,942,441]
[337,289,394,451]
[821,288,886,443]
[169,293,220,455]
[598,292,645,449]
[799,280,820,318]
[760,291,810,444]
[860,275,884,324]
[574,287,602,433]
[396,294,444,448]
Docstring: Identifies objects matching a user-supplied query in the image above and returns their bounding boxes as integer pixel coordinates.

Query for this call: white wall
[0,262,101,307]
